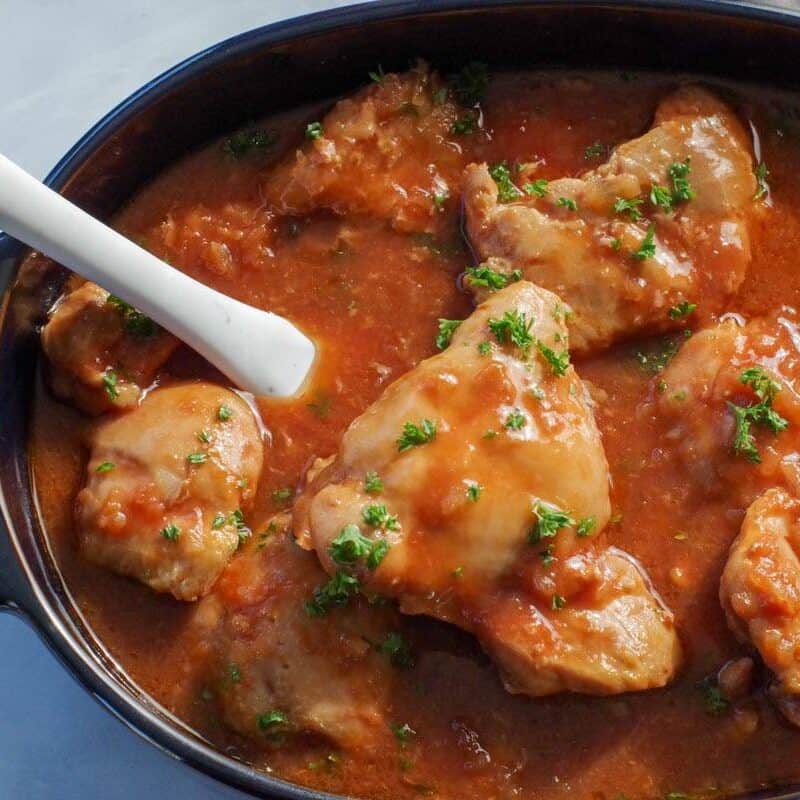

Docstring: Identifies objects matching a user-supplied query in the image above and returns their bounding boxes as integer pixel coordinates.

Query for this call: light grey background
[0,3,346,797]
[2,0,800,798]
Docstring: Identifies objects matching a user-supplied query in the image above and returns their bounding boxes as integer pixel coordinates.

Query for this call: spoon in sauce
[0,153,316,396]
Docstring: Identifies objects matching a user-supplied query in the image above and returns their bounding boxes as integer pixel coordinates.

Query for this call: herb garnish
[668,301,697,319]
[584,141,605,160]
[187,452,207,465]
[557,197,578,211]
[364,471,384,494]
[613,197,643,222]
[632,224,656,261]
[450,112,478,135]
[95,461,115,473]
[397,419,437,452]
[305,121,323,140]
[257,710,289,731]
[551,594,567,610]
[576,516,597,537]
[489,162,522,203]
[304,571,361,617]
[529,503,575,544]
[102,369,119,401]
[218,405,233,421]
[107,294,156,337]
[465,264,522,292]
[524,179,549,197]
[436,318,462,350]
[754,162,770,201]
[488,309,533,351]
[160,523,181,542]
[466,481,483,502]
[699,676,730,716]
[505,409,527,430]
[537,340,570,376]
[362,504,400,531]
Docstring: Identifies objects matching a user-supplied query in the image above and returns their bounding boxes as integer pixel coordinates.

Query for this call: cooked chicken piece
[76,383,263,600]
[262,61,465,233]
[41,281,178,415]
[295,281,681,695]
[656,310,800,501]
[198,526,397,749]
[462,86,757,353]
[721,488,800,709]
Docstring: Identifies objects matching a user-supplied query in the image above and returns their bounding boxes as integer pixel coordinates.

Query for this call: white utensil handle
[0,154,315,396]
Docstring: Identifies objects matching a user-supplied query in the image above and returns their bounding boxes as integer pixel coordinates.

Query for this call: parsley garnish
[632,224,656,260]
[304,571,361,617]
[95,461,115,473]
[272,487,293,504]
[729,366,789,463]
[699,676,730,716]
[257,710,288,731]
[478,341,492,356]
[160,523,181,541]
[584,141,605,160]
[505,409,527,430]
[668,301,697,319]
[466,481,483,502]
[433,191,450,211]
[576,516,596,537]
[368,64,385,83]
[212,512,226,530]
[305,121,323,140]
[391,721,417,743]
[539,544,555,566]
[223,128,277,158]
[450,112,478,135]
[529,503,575,544]
[465,264,522,292]
[379,633,415,668]
[102,369,119,401]
[450,61,489,107]
[362,504,399,531]
[489,162,522,203]
[436,318,462,350]
[330,524,373,563]
[488,309,533,351]
[197,429,211,444]
[668,158,695,203]
[364,471,384,494]
[650,184,674,213]
[557,197,578,211]
[537,340,570,376]
[551,594,567,610]
[754,162,770,201]
[397,419,437,452]
[187,452,207,465]
[613,196,643,221]
[106,294,156,337]
[217,405,233,421]
[524,179,549,197]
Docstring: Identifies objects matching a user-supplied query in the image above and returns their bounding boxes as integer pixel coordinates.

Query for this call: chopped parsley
[212,512,226,530]
[397,419,437,452]
[450,112,478,135]
[465,264,522,292]
[330,524,374,564]
[632,224,656,260]
[529,502,575,544]
[699,676,730,716]
[466,481,483,502]
[729,366,789,463]
[754,161,770,201]
[379,633,415,668]
[364,471,384,494]
[537,340,570,376]
[197,429,211,444]
[557,196,578,211]
[584,141,605,160]
[391,721,417,743]
[95,461,115,473]
[613,196,643,222]
[257,709,288,731]
[222,128,277,158]
[272,487,293,504]
[505,409,527,430]
[102,369,119,401]
[539,544,555,566]
[478,341,492,356]
[551,594,567,611]
[668,301,697,319]
[436,318,462,350]
[362,504,400,531]
[489,162,522,203]
[304,571,361,617]
[450,61,489,107]
[433,191,450,211]
[106,294,156,337]
[305,121,323,140]
[368,64,385,83]
[668,158,696,203]
[228,508,251,547]
[610,237,622,251]
[160,523,181,542]
[576,516,597,537]
[524,179,549,197]
[488,309,534,351]
[650,184,674,213]
[187,452,207,465]
[217,405,233,421]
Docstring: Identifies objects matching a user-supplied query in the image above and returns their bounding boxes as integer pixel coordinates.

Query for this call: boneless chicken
[294,281,681,695]
[721,488,800,715]
[41,281,177,415]
[197,525,399,749]
[76,383,263,600]
[262,62,467,233]
[462,86,757,353]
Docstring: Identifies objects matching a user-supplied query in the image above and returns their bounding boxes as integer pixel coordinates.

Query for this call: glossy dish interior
[5,4,800,800]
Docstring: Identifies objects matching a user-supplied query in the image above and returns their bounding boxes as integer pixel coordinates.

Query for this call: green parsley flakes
[305,121,323,140]
[218,404,233,421]
[613,196,643,221]
[524,179,549,197]
[397,419,437,452]
[537,340,570,376]
[488,309,534,351]
[505,409,527,430]
[489,162,522,203]
[529,502,575,544]
[304,571,361,617]
[450,61,489,107]
[436,318,462,350]
[364,471,384,494]
[362,504,400,531]
[187,452,207,465]
[668,301,697,319]
[576,516,597,537]
[557,197,578,211]
[257,709,289,731]
[465,264,523,292]
[160,523,181,542]
[729,366,789,463]
[754,162,770,201]
[551,594,567,610]
[95,461,115,473]
[102,369,119,401]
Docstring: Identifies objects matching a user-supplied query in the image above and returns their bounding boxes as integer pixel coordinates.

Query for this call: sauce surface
[29,71,800,800]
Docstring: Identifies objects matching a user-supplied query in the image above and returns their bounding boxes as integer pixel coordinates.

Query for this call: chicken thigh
[198,524,399,749]
[262,61,466,233]
[41,281,177,415]
[76,383,263,600]
[295,281,681,695]
[721,488,800,720]
[462,86,757,353]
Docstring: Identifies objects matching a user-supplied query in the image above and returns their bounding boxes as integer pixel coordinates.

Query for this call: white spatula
[0,153,316,396]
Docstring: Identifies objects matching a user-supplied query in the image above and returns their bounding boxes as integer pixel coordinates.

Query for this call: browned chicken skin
[462,86,757,353]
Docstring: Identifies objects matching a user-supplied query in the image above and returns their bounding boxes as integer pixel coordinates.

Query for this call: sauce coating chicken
[656,310,800,503]
[76,383,263,600]
[261,61,466,233]
[720,488,800,717]
[197,525,398,749]
[462,86,757,353]
[295,281,681,695]
[41,281,177,415]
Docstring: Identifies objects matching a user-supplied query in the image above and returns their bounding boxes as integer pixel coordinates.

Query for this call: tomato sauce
[29,71,800,799]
